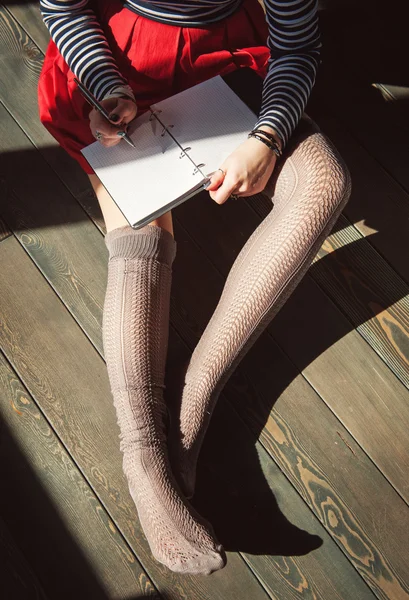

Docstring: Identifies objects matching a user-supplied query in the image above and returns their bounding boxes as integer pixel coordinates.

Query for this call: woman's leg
[88,174,174,235]
[91,175,225,574]
[171,118,352,498]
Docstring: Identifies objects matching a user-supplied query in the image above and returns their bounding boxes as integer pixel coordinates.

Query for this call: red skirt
[38,0,270,174]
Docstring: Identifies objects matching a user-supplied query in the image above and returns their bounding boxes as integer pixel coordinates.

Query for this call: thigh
[88,174,174,235]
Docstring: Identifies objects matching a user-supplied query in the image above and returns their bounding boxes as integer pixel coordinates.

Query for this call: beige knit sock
[102,224,225,575]
[171,119,352,498]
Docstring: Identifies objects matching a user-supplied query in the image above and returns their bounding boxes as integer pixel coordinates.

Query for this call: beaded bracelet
[250,127,282,143]
[248,131,282,158]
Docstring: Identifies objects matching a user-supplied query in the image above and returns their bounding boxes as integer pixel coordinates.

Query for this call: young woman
[38,0,348,576]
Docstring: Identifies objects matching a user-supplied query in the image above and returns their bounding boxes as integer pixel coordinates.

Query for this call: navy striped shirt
[40,0,321,147]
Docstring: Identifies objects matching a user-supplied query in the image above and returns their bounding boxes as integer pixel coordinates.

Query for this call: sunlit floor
[1,2,408,599]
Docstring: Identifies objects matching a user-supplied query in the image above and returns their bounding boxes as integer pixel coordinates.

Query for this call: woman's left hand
[205,136,278,204]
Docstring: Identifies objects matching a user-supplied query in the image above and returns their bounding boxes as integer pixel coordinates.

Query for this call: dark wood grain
[242,192,409,392]
[166,215,409,598]
[0,7,102,229]
[223,335,409,600]
[173,187,409,504]
[0,236,271,600]
[0,104,107,354]
[1,4,409,600]
[0,351,161,600]
[0,235,377,600]
[309,1,409,194]
[0,215,12,241]
[2,1,408,393]
[311,213,409,387]
[191,362,378,600]
[270,273,409,503]
[5,2,50,53]
[0,512,48,600]
[308,115,409,285]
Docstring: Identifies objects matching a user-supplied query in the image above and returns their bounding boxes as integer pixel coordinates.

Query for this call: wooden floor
[1,1,408,599]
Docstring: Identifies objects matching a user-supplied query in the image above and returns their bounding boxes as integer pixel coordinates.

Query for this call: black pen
[74,78,136,148]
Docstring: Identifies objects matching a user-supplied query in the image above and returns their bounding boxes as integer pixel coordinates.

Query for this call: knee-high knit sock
[172,119,351,498]
[102,224,225,575]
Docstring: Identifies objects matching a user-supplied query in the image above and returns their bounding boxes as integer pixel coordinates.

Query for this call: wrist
[102,84,136,103]
[255,125,283,153]
[248,128,282,158]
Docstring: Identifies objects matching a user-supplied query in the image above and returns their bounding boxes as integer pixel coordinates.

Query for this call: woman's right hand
[89,96,138,147]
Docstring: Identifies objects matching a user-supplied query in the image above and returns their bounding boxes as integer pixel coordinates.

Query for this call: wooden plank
[310,1,409,193]
[271,273,409,500]
[3,2,408,394]
[311,214,409,387]
[0,215,12,241]
[309,115,409,285]
[223,348,409,600]
[189,368,378,600]
[5,2,50,53]
[0,513,48,600]
[0,351,161,600]
[1,89,407,597]
[0,104,106,354]
[0,236,271,600]
[242,194,409,392]
[173,185,409,502]
[0,7,102,228]
[1,4,408,596]
[0,238,376,600]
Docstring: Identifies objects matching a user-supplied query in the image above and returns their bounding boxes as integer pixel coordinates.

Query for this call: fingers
[89,97,138,148]
[91,114,124,147]
[211,180,239,205]
[206,168,241,205]
[205,170,225,191]
[104,97,137,125]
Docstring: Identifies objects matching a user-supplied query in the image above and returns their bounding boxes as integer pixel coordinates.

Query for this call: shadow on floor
[1,0,408,592]
[0,415,171,600]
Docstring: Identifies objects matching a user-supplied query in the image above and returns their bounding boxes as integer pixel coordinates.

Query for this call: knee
[310,128,352,213]
[273,119,352,217]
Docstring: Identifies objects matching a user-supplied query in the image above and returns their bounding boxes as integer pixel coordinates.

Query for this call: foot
[123,444,225,575]
[170,444,197,500]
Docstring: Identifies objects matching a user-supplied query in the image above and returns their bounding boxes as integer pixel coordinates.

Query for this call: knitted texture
[102,224,224,574]
[171,118,352,498]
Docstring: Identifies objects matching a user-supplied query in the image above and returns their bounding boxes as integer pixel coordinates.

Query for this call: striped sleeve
[39,0,134,101]
[254,0,321,148]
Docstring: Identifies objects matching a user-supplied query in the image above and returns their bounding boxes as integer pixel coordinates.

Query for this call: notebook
[81,75,258,229]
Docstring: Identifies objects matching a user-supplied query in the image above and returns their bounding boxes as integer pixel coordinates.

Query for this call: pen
[74,78,136,148]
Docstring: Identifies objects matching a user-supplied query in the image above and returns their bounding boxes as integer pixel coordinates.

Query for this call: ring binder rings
[192,164,206,176]
[179,147,191,158]
[160,124,174,137]
[81,75,259,229]
[148,109,162,120]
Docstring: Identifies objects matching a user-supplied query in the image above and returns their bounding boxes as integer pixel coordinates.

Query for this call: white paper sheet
[151,76,257,178]
[81,111,203,227]
[81,76,258,227]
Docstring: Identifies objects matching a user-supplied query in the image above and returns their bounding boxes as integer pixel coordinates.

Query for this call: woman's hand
[89,96,138,147]
[206,136,278,204]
